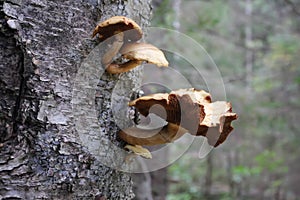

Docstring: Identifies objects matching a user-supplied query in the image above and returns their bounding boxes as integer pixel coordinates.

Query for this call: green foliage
[265,34,300,69]
[151,0,300,199]
[152,0,174,28]
[167,156,206,199]
[167,193,193,200]
[195,0,228,30]
[254,150,288,174]
[253,75,281,93]
[232,165,261,184]
[294,76,300,84]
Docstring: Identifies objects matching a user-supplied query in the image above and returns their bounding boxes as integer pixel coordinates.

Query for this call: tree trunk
[244,0,253,94]
[0,0,151,199]
[203,152,213,197]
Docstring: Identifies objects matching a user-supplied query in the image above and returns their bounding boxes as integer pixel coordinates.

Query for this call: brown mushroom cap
[120,43,169,67]
[129,88,209,127]
[129,88,238,147]
[170,88,211,103]
[198,101,238,147]
[92,16,143,42]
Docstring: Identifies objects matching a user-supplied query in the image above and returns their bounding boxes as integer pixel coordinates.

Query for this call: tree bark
[0,0,151,199]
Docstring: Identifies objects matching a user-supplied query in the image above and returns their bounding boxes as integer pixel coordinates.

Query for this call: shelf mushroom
[93,16,169,74]
[107,43,169,74]
[119,88,238,158]
[92,16,143,68]
[119,122,188,159]
[199,101,238,147]
[128,88,210,133]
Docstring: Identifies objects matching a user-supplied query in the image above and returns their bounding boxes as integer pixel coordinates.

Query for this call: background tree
[152,0,300,199]
[0,0,151,199]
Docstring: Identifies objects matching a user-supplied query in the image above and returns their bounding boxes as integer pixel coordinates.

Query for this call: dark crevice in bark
[0,1,22,142]
[4,0,20,6]
[12,45,25,137]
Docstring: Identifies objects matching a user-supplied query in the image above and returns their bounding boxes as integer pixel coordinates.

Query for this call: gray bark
[0,0,151,199]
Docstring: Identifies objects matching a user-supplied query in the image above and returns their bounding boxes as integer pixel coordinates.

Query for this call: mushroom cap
[92,16,143,42]
[120,43,169,67]
[198,101,238,147]
[129,88,208,136]
[129,88,210,125]
[129,88,238,147]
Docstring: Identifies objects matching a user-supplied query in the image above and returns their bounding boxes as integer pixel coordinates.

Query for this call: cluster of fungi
[93,16,238,159]
[92,16,168,74]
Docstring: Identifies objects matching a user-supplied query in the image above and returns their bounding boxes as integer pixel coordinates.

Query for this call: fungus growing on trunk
[119,123,188,159]
[120,122,188,146]
[119,88,238,158]
[197,101,238,147]
[93,16,169,74]
[106,43,169,74]
[92,16,143,68]
[129,88,210,132]
[92,16,143,42]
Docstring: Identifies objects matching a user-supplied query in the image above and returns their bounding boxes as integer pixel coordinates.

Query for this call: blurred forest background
[141,0,300,199]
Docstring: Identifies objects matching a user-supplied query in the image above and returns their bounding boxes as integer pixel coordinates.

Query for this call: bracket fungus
[93,16,169,74]
[92,16,143,42]
[93,16,143,68]
[120,123,189,159]
[129,88,210,131]
[107,42,169,74]
[119,88,238,158]
[119,117,187,146]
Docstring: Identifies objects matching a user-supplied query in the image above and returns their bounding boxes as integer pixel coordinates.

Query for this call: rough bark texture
[0,0,151,199]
